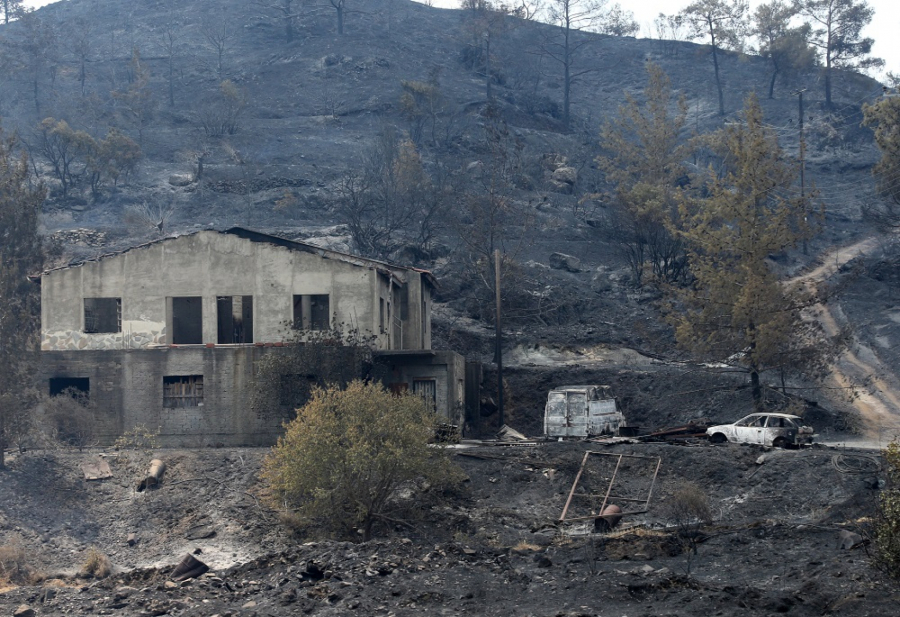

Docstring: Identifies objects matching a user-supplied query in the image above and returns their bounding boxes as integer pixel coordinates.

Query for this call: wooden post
[495,249,503,429]
[796,88,807,255]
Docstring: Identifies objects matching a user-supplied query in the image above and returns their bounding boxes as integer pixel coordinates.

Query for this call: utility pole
[494,249,503,429]
[795,88,808,255]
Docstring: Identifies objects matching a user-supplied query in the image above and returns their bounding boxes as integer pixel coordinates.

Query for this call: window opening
[163,375,204,408]
[171,297,203,344]
[84,298,121,333]
[292,294,330,330]
[217,295,253,343]
[49,377,90,397]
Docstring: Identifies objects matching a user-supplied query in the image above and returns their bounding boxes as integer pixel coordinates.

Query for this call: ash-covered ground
[0,440,897,616]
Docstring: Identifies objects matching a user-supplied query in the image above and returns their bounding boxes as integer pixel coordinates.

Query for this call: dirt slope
[788,235,900,445]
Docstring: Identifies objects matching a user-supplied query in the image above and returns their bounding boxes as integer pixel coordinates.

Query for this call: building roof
[34,227,437,287]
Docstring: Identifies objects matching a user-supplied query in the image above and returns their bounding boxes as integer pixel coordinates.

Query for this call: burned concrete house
[37,228,468,446]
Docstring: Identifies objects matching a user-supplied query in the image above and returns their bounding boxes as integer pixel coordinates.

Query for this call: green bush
[263,380,462,541]
[875,440,900,577]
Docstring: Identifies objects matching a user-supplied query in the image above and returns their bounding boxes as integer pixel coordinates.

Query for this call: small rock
[540,153,568,170]
[533,555,552,568]
[838,530,866,550]
[549,252,581,273]
[590,270,612,292]
[13,606,35,617]
[168,173,194,187]
[126,533,137,546]
[242,600,258,608]
[551,166,578,185]
[164,581,178,589]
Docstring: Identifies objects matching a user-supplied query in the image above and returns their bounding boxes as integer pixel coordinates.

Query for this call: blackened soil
[0,440,896,616]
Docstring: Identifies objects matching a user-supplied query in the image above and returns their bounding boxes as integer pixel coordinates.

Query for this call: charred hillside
[1,0,896,433]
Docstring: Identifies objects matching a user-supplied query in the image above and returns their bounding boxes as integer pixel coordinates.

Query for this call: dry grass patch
[0,541,44,586]
[80,548,112,579]
[511,541,543,553]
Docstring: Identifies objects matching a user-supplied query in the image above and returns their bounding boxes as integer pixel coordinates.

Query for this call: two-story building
[37,228,470,446]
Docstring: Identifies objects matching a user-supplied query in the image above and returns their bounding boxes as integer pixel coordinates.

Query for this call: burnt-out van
[543,385,627,438]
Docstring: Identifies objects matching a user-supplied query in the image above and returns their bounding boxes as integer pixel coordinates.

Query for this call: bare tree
[12,9,60,114]
[124,199,178,238]
[67,17,95,97]
[449,108,548,323]
[538,0,607,127]
[158,21,181,108]
[680,0,748,116]
[111,49,156,145]
[201,14,236,79]
[328,0,346,34]
[336,126,448,261]
[653,13,688,56]
[254,0,301,43]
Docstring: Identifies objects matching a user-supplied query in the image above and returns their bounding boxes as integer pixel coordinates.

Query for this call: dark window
[217,296,253,344]
[172,297,203,344]
[379,298,385,333]
[49,377,90,397]
[163,375,204,408]
[84,298,121,333]
[292,294,330,331]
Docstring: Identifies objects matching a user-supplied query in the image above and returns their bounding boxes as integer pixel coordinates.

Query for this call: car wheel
[709,433,727,444]
[772,437,788,449]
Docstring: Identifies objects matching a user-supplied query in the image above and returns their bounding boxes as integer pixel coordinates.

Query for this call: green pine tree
[670,95,816,409]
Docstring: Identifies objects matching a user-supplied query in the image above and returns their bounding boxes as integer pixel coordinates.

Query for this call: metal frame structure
[559,451,662,523]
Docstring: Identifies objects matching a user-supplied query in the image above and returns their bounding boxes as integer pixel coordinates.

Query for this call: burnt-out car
[706,413,815,447]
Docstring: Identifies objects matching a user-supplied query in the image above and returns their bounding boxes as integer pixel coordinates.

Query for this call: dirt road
[789,235,900,443]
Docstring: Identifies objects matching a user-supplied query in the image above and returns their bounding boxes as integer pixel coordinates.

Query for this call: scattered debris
[171,554,209,581]
[185,524,217,540]
[497,425,529,442]
[560,451,661,525]
[137,459,166,492]
[594,504,624,532]
[81,458,112,481]
[641,419,711,443]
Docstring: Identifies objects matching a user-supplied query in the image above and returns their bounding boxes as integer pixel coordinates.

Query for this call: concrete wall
[41,347,468,446]
[375,351,466,427]
[41,231,430,352]
[39,347,293,446]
